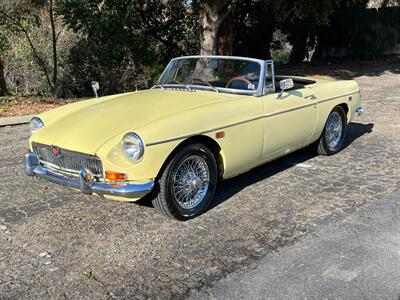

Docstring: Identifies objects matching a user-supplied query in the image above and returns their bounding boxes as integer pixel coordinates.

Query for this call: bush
[318,7,400,59]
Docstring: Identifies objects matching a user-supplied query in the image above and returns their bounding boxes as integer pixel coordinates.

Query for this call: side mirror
[277,78,294,99]
[91,81,100,98]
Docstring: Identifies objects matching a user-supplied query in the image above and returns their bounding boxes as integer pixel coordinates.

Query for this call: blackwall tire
[152,143,218,221]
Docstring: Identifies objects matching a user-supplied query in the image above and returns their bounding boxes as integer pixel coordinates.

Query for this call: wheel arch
[337,103,349,122]
[155,135,225,181]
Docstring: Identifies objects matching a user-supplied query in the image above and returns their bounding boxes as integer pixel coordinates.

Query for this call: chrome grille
[32,143,103,177]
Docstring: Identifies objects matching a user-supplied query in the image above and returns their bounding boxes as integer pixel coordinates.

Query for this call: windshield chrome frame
[158,55,273,97]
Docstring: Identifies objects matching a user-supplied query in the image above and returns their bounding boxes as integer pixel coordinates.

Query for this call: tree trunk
[289,33,308,63]
[217,12,233,55]
[0,58,6,96]
[199,2,232,55]
[200,4,220,55]
[49,0,58,96]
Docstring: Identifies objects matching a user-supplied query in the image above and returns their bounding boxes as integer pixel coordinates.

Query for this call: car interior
[273,76,316,91]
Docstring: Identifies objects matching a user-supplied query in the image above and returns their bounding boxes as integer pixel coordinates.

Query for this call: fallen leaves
[0,97,81,117]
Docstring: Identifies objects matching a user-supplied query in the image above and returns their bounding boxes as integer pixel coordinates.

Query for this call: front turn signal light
[105,171,127,182]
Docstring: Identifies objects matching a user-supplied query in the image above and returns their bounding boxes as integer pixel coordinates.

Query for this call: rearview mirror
[277,79,294,99]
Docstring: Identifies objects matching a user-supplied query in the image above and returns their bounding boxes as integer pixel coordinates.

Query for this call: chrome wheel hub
[172,155,210,209]
[325,111,343,149]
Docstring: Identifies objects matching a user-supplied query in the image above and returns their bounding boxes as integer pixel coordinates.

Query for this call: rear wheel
[316,106,347,155]
[152,143,218,220]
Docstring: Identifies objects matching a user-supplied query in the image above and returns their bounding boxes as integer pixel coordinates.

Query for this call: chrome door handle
[304,94,315,99]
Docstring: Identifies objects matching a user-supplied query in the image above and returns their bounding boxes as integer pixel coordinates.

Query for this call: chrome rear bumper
[24,151,154,199]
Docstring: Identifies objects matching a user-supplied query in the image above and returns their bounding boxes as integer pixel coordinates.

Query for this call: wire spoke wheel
[325,111,343,150]
[152,143,217,220]
[172,155,210,209]
[315,106,347,156]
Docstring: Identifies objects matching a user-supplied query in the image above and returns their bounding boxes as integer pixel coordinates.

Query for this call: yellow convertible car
[24,55,364,220]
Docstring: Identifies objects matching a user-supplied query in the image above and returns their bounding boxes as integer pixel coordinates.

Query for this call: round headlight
[29,117,44,134]
[122,132,144,161]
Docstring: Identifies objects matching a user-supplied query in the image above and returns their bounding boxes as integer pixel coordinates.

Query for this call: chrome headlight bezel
[29,117,44,134]
[122,132,145,162]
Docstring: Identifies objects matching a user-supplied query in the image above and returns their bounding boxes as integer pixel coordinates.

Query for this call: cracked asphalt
[0,64,399,299]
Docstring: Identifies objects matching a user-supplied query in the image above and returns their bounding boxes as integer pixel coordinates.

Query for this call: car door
[262,87,318,159]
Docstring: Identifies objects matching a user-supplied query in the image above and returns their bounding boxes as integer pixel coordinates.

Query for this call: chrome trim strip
[24,152,154,199]
[146,115,266,146]
[171,55,269,64]
[317,90,359,105]
[39,160,81,175]
[267,103,316,118]
[146,89,360,147]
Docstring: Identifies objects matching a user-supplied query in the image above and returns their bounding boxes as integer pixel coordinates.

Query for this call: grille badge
[51,146,62,158]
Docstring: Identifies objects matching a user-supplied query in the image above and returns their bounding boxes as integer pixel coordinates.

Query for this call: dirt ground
[0,59,399,299]
[0,97,78,118]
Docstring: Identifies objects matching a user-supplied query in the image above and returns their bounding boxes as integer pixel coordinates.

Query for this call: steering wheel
[226,76,252,89]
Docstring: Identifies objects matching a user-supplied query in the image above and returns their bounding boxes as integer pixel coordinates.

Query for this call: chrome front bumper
[24,151,154,199]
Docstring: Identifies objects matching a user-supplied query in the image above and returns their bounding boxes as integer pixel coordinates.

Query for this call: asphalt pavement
[189,188,400,299]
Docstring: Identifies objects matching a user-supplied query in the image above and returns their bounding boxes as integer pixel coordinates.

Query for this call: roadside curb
[0,115,33,127]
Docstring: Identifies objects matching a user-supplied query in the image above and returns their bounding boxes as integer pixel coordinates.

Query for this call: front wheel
[152,143,218,220]
[316,106,347,155]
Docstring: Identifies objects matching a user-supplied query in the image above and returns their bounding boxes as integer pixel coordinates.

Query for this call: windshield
[158,57,262,95]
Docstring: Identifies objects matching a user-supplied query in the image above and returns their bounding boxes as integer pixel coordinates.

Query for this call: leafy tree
[270,0,342,63]
[191,0,343,62]
[58,0,197,96]
[315,2,400,60]
[232,0,275,59]
[191,0,234,55]
[0,0,63,95]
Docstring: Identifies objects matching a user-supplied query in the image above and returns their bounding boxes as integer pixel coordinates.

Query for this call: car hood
[32,89,227,154]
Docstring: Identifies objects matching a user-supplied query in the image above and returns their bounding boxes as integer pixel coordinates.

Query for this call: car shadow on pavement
[343,122,374,149]
[209,122,374,210]
[137,122,374,211]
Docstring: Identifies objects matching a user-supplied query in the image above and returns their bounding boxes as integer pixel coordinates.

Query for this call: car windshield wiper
[191,78,219,93]
[154,81,194,92]
[170,80,193,92]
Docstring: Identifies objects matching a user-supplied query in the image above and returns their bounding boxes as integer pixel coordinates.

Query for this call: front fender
[96,133,182,181]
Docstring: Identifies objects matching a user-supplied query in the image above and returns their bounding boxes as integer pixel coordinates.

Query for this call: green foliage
[0,0,79,96]
[0,0,62,95]
[57,0,198,97]
[0,96,7,104]
[231,0,274,59]
[274,0,341,63]
[318,7,400,59]
[0,0,399,98]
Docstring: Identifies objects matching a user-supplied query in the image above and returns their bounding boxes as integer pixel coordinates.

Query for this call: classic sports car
[24,55,364,220]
